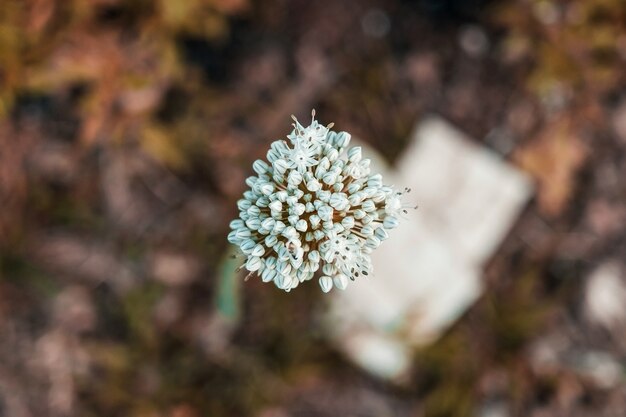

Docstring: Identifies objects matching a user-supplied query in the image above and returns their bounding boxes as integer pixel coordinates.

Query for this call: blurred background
[1,0,626,416]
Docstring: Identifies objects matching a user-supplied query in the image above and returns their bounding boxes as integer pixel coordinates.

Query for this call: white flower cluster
[228,111,412,293]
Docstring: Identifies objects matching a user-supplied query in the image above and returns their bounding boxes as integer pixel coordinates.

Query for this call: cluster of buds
[228,111,412,293]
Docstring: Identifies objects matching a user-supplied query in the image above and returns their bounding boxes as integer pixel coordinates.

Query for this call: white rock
[585,261,626,329]
[328,117,533,381]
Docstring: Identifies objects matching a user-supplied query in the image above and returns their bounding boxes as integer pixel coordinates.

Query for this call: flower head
[228,110,412,293]
[286,143,319,173]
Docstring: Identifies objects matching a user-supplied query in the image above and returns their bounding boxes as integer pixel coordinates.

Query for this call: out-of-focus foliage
[496,0,626,216]
[515,115,588,216]
[0,0,249,248]
[496,0,626,100]
[0,0,245,150]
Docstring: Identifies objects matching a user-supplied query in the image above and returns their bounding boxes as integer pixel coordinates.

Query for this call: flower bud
[333,274,348,290]
[348,146,362,162]
[335,132,351,148]
[341,216,355,229]
[295,219,308,232]
[237,199,252,211]
[319,276,333,293]
[253,160,270,175]
[383,216,399,229]
[265,234,278,247]
[269,201,282,212]
[230,219,245,230]
[246,256,263,271]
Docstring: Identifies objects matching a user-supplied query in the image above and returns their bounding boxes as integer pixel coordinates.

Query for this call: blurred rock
[135,364,161,396]
[32,234,138,294]
[479,369,510,397]
[100,147,190,236]
[361,9,391,39]
[529,331,571,373]
[585,199,626,237]
[53,286,96,334]
[138,157,188,206]
[341,333,411,381]
[485,126,515,156]
[184,194,225,230]
[35,329,90,417]
[192,311,236,357]
[153,291,185,328]
[405,53,440,89]
[533,0,560,25]
[574,351,623,390]
[507,100,537,138]
[0,368,34,417]
[149,250,202,286]
[26,141,77,184]
[100,149,160,233]
[554,374,584,414]
[459,25,489,58]
[477,401,509,417]
[584,261,626,331]
[556,230,597,259]
[447,83,478,121]
[118,87,164,116]
[330,117,532,380]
